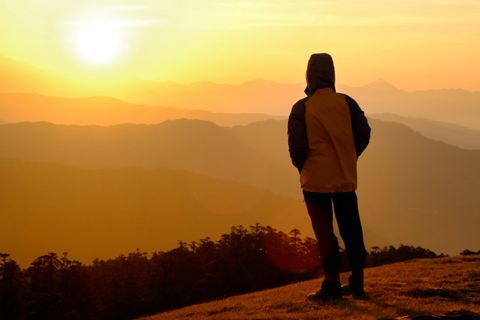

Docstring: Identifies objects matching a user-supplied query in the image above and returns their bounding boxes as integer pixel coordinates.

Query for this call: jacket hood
[305,53,336,96]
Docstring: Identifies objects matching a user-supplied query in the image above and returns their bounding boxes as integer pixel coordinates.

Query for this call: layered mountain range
[1,118,479,265]
[1,54,479,266]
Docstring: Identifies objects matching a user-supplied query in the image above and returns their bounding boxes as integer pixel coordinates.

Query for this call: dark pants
[303,190,367,283]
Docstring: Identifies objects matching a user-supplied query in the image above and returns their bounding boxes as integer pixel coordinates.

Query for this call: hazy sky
[1,0,479,90]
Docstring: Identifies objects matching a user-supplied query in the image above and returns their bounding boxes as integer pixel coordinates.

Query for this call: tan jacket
[300,88,357,192]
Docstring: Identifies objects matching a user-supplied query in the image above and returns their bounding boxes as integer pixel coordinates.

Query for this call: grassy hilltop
[139,255,480,320]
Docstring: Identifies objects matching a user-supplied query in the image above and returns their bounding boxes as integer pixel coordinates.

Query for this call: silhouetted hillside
[0,158,308,266]
[0,120,295,196]
[339,80,480,129]
[358,120,480,253]
[370,113,480,149]
[0,93,282,127]
[1,119,479,255]
[0,55,303,116]
[2,55,480,128]
[124,79,302,115]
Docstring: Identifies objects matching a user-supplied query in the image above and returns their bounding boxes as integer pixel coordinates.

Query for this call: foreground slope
[140,255,480,320]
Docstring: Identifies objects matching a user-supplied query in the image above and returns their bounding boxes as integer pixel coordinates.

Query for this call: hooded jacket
[288,53,370,192]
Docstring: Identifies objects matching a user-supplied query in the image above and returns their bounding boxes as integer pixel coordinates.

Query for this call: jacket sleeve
[344,95,371,157]
[288,98,308,172]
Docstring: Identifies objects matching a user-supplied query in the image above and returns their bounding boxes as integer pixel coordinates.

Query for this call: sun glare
[72,20,123,65]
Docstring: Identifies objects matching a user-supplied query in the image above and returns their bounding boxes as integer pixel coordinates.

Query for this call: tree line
[1,224,443,320]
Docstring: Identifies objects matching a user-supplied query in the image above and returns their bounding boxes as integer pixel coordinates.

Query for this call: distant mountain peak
[363,79,401,91]
[242,78,272,85]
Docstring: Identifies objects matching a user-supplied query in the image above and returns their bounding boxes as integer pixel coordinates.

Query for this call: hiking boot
[307,289,342,301]
[343,272,369,299]
[341,282,352,295]
[352,290,370,300]
[307,279,342,301]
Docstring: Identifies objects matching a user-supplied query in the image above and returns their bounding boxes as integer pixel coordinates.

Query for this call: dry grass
[138,255,480,320]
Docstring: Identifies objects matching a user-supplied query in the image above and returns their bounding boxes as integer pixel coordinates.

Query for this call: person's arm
[288,98,308,172]
[344,95,371,157]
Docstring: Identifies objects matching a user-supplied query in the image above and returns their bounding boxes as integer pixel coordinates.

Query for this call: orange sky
[1,0,479,91]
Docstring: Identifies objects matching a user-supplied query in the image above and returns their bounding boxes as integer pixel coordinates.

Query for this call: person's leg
[303,190,341,296]
[332,191,367,296]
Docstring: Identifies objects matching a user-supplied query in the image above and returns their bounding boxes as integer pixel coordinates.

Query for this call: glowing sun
[72,20,123,65]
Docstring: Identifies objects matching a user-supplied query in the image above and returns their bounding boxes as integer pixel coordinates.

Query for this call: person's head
[305,53,335,96]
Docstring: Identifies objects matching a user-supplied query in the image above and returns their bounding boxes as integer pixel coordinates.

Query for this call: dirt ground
[139,255,480,320]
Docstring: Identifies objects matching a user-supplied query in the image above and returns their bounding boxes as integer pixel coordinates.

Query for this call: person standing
[288,53,371,300]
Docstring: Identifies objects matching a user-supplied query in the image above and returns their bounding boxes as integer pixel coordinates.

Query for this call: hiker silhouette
[288,53,371,300]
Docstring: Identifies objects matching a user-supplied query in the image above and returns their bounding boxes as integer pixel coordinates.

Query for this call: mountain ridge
[1,119,479,256]
[0,92,283,126]
[0,157,310,267]
[370,112,480,149]
[2,54,480,128]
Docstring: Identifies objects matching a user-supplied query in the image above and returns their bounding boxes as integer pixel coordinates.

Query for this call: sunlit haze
[71,20,123,65]
[1,0,479,90]
[1,3,480,315]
